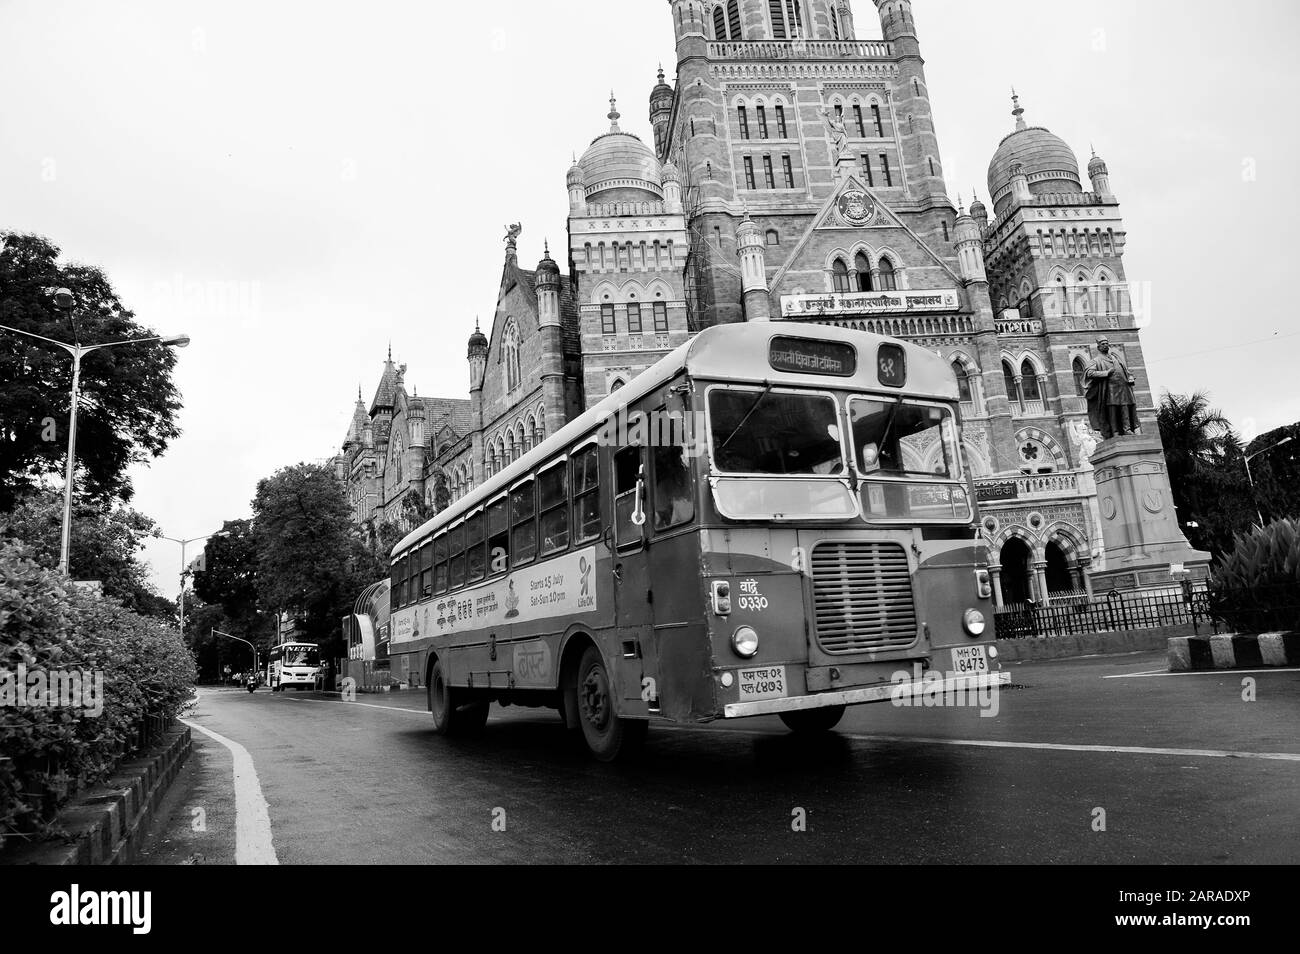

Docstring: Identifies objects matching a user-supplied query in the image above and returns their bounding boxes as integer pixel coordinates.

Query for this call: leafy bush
[0,541,196,847]
[1210,519,1300,633]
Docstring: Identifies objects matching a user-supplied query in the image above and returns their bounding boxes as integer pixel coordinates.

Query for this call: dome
[649,67,673,108]
[1088,151,1108,177]
[467,321,488,353]
[577,94,663,203]
[986,94,1081,212]
[536,243,561,282]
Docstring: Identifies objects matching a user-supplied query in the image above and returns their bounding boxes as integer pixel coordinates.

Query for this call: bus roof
[392,322,958,559]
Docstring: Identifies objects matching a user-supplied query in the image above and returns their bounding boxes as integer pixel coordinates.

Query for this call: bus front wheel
[428,659,488,736]
[779,705,846,734]
[575,645,646,762]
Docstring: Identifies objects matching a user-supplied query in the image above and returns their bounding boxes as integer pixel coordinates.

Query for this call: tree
[0,489,176,619]
[0,232,182,509]
[1246,422,1300,523]
[251,463,373,661]
[1157,391,1254,556]
[192,519,267,645]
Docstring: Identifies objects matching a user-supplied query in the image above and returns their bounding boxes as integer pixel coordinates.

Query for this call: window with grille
[601,303,616,335]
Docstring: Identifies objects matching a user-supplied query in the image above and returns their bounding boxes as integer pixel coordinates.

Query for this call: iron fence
[995,581,1300,639]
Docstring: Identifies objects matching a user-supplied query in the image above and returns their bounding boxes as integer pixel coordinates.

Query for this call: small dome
[969,195,988,218]
[661,160,680,184]
[577,94,663,202]
[566,154,584,186]
[536,243,561,282]
[650,67,673,107]
[987,93,1080,213]
[1088,151,1108,177]
[467,321,488,353]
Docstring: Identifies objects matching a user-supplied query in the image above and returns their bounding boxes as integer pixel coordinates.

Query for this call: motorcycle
[245,672,259,693]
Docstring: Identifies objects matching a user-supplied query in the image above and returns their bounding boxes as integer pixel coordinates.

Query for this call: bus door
[610,443,654,707]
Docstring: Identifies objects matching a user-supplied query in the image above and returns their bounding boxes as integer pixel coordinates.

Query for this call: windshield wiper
[717,382,773,454]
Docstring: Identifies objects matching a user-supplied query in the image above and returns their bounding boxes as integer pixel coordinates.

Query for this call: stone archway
[1044,539,1075,595]
[1000,537,1035,606]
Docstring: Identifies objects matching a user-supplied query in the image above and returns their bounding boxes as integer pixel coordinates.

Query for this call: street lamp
[1244,435,1295,528]
[212,629,259,685]
[160,530,223,636]
[0,288,189,576]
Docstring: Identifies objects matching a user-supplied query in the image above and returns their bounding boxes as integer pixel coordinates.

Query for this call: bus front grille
[811,542,918,654]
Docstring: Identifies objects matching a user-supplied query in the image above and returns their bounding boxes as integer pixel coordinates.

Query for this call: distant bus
[267,641,321,692]
[388,322,1007,760]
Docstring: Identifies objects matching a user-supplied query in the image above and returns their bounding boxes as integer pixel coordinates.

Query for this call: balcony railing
[976,472,1079,503]
[707,39,894,60]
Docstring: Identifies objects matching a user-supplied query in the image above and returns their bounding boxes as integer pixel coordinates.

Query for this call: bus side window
[417,542,433,600]
[466,511,486,583]
[538,462,569,557]
[613,445,644,550]
[572,445,601,543]
[390,560,401,611]
[433,534,448,595]
[397,554,410,606]
[652,443,695,532]
[487,499,510,574]
[448,524,466,590]
[511,480,537,566]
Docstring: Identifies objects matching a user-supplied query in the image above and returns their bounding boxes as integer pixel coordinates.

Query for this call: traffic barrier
[1168,632,1300,671]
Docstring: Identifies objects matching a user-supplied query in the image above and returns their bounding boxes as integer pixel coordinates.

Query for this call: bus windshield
[283,646,320,667]
[848,397,971,523]
[708,387,844,475]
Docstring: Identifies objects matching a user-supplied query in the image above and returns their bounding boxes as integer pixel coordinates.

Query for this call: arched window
[831,258,851,293]
[1021,359,1041,402]
[952,361,972,403]
[878,256,897,291]
[1057,276,1070,315]
[1072,357,1087,397]
[503,320,521,391]
[610,377,626,393]
[727,0,742,38]
[713,5,726,39]
[1002,361,1020,409]
[1098,272,1112,313]
[534,411,545,446]
[765,229,779,245]
[830,6,841,39]
[1076,271,1090,314]
[854,251,873,291]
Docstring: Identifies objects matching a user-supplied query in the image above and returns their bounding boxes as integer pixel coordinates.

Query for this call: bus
[388,322,1007,760]
[267,641,322,692]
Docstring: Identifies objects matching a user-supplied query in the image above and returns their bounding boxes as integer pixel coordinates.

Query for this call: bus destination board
[876,343,907,388]
[768,337,857,377]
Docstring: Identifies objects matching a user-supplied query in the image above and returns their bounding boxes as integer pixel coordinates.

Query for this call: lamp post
[160,531,223,636]
[0,289,189,576]
[212,629,258,684]
[1244,435,1295,528]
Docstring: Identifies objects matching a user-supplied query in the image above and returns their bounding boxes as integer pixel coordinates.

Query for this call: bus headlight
[962,609,987,637]
[731,626,759,658]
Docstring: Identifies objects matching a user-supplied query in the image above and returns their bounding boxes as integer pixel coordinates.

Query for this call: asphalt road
[137,651,1300,864]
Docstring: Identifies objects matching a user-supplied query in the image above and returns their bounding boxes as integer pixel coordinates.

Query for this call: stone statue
[503,223,522,246]
[1083,337,1140,438]
[820,107,848,162]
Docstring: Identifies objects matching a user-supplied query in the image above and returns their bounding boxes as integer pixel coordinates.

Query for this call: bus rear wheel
[428,659,488,736]
[575,645,646,762]
[779,705,846,734]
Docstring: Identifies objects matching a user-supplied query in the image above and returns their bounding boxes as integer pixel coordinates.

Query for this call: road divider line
[1104,668,1300,679]
[279,694,428,716]
[180,718,279,865]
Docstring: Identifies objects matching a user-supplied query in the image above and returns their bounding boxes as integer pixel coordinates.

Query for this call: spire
[657,64,665,84]
[608,91,621,132]
[1011,87,1026,131]
[386,341,392,363]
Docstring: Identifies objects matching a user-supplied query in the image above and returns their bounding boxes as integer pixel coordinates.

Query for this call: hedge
[0,541,196,848]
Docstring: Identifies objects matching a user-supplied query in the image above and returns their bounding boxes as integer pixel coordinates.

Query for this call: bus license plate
[951,646,989,676]
[737,666,787,702]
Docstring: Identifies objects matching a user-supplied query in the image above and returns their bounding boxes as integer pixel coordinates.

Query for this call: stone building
[338,0,1168,605]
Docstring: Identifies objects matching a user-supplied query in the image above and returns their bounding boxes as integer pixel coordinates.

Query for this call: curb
[1,724,192,866]
[995,623,1198,662]
[1168,632,1300,671]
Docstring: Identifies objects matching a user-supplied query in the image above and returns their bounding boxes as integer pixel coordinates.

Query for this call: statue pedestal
[1088,434,1210,592]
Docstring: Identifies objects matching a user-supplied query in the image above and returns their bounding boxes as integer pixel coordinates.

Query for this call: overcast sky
[3,0,1297,597]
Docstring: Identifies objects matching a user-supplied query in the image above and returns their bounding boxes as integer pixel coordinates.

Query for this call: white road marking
[282,694,427,716]
[181,718,279,865]
[1104,668,1300,679]
[285,691,1300,764]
